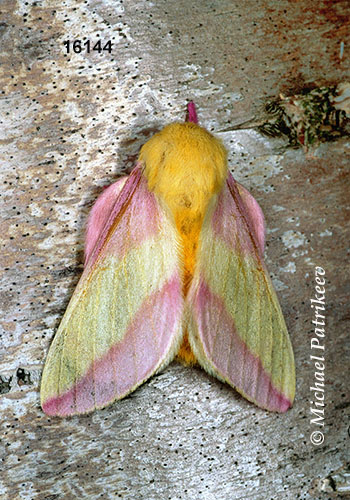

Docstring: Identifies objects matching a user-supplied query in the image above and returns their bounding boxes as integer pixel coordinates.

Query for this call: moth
[41,102,295,417]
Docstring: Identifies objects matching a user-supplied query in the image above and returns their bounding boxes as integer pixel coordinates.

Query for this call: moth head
[139,122,228,195]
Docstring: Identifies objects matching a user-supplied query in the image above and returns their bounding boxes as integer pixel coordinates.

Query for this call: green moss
[259,84,349,149]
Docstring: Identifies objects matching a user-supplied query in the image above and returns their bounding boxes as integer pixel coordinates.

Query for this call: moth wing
[187,173,295,412]
[235,181,265,255]
[84,177,128,265]
[41,166,184,416]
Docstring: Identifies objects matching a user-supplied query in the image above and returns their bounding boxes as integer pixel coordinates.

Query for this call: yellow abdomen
[140,122,228,364]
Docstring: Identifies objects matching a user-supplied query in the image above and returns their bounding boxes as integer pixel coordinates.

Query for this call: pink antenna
[186,101,198,123]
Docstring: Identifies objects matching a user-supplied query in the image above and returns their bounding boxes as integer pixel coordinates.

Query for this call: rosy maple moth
[41,102,295,417]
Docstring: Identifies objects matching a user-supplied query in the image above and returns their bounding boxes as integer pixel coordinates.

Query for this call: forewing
[187,173,295,412]
[84,177,128,265]
[235,182,265,255]
[41,166,184,416]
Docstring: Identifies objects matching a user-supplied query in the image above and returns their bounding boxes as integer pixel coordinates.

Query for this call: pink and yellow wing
[84,177,128,266]
[41,166,184,416]
[187,173,295,412]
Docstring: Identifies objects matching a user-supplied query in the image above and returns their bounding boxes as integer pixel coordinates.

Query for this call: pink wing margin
[41,165,184,416]
[84,177,128,266]
[187,173,295,412]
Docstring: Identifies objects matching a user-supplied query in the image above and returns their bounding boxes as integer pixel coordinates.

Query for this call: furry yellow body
[140,122,228,363]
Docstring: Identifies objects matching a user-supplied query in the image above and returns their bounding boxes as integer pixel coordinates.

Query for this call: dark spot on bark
[0,375,12,394]
[16,368,33,386]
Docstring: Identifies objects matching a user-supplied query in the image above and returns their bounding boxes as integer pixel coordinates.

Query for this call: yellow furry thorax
[139,122,227,213]
[139,121,228,283]
[139,121,228,365]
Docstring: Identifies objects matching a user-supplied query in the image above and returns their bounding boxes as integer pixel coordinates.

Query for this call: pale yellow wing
[187,174,295,412]
[41,167,184,416]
